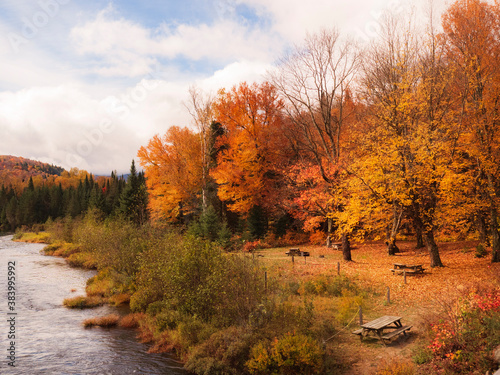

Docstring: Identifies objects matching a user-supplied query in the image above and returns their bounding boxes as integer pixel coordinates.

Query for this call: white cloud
[0,0,453,175]
[69,6,282,78]
[238,0,448,43]
[200,60,270,91]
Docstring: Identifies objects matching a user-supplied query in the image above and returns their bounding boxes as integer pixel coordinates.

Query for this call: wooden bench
[381,325,412,341]
[331,242,342,250]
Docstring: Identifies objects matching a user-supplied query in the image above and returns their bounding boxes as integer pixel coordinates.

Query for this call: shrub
[86,272,114,297]
[109,293,130,306]
[67,252,97,269]
[155,309,183,331]
[246,332,324,375]
[42,240,67,255]
[475,243,487,258]
[336,290,365,325]
[291,275,360,298]
[119,313,146,328]
[174,316,216,351]
[185,327,257,375]
[425,288,500,374]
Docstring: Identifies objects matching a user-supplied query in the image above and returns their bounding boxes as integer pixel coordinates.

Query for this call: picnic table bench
[391,263,425,275]
[331,242,342,250]
[285,248,310,257]
[352,315,412,345]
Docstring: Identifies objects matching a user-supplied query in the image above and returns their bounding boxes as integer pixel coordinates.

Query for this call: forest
[4,0,500,265]
[0,156,148,231]
[137,0,500,266]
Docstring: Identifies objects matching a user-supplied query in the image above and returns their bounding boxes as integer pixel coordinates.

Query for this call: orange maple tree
[211,82,289,216]
[137,126,202,222]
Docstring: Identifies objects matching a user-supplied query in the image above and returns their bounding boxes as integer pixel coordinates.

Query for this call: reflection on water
[0,235,187,374]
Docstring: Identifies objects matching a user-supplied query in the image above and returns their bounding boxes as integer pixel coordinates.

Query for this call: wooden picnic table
[391,263,425,275]
[353,315,412,345]
[285,248,310,257]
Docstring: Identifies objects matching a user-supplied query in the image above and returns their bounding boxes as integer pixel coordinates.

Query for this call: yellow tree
[442,0,500,262]
[353,12,458,267]
[137,126,202,222]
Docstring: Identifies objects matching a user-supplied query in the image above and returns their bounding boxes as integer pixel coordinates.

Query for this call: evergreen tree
[247,205,268,239]
[117,160,149,225]
[5,196,19,231]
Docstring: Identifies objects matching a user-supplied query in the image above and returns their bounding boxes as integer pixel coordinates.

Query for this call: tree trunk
[387,203,403,255]
[342,233,352,261]
[477,213,490,246]
[414,224,425,249]
[387,236,399,256]
[326,217,333,248]
[490,207,500,263]
[424,229,444,267]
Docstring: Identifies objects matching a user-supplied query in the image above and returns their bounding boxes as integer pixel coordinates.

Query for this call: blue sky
[0,0,448,174]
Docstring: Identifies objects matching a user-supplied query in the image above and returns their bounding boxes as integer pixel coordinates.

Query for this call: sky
[0,0,449,175]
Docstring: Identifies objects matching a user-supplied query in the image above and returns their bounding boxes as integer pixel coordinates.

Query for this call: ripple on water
[0,235,187,375]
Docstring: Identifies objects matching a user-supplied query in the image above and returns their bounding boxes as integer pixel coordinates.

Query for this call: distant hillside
[0,155,65,186]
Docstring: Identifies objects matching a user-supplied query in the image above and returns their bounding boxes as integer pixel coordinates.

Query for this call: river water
[0,235,188,375]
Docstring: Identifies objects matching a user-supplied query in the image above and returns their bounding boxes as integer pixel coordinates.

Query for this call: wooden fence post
[337,262,340,275]
[358,306,363,325]
[387,287,390,304]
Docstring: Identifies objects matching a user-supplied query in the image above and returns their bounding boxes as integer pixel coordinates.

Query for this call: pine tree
[117,160,149,225]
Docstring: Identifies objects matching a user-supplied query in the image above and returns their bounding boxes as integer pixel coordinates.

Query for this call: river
[0,235,188,375]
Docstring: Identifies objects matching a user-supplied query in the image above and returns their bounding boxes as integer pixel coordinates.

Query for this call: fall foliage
[135,2,500,265]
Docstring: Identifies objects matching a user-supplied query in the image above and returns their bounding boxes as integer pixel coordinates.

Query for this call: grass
[67,252,98,269]
[13,231,51,243]
[83,314,120,328]
[250,240,500,374]
[43,241,97,269]
[63,295,106,309]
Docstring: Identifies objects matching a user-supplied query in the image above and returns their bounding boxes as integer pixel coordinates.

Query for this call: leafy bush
[474,243,487,258]
[132,234,266,327]
[185,327,257,375]
[246,332,324,375]
[119,313,145,328]
[425,289,500,374]
[46,215,77,243]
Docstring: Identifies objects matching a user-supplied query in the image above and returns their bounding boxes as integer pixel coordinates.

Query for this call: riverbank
[13,225,500,374]
[1,234,186,374]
